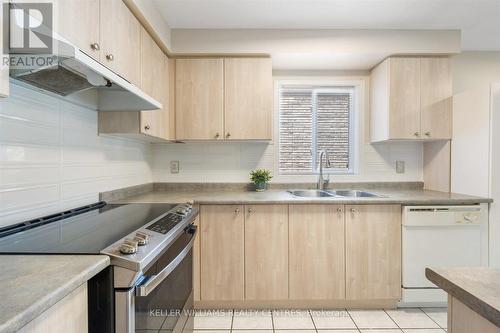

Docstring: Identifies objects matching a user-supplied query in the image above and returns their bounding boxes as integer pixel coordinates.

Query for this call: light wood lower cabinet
[449,296,500,333]
[200,205,244,301]
[19,283,87,333]
[289,204,345,300]
[345,205,402,300]
[196,204,402,307]
[245,205,288,300]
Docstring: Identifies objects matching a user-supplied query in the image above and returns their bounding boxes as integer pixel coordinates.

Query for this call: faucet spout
[317,150,331,190]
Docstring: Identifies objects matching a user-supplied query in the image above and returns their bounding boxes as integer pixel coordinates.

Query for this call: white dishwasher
[400,204,489,307]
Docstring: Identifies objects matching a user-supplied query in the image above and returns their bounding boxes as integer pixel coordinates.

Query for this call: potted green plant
[250,169,272,192]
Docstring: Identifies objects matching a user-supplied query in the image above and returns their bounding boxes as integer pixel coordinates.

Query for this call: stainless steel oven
[114,223,197,333]
[0,201,198,333]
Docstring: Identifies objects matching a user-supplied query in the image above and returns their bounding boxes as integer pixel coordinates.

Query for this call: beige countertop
[0,255,109,333]
[426,267,500,327]
[111,188,492,205]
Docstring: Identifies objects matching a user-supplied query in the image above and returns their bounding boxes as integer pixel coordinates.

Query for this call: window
[278,84,356,174]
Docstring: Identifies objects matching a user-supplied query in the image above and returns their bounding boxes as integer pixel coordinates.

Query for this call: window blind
[279,90,313,172]
[279,86,354,174]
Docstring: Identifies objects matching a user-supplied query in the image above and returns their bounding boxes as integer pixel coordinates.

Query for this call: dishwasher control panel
[403,205,484,226]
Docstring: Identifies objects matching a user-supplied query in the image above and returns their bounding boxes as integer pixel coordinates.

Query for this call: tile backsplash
[152,140,423,183]
[0,84,153,226]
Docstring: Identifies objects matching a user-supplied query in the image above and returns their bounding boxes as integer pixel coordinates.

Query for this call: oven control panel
[146,213,183,234]
[101,202,197,270]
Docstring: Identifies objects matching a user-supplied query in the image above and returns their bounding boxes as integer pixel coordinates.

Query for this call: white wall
[171,29,461,70]
[152,73,423,183]
[0,84,153,227]
[127,0,172,50]
[451,51,500,267]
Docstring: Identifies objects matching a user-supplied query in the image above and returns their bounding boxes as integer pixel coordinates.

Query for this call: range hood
[9,34,162,112]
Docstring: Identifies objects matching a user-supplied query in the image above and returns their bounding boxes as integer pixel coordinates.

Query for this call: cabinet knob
[106,54,114,61]
[425,132,431,137]
[90,43,100,51]
[350,208,357,214]
[226,133,231,138]
[234,208,240,214]
[337,207,343,213]
[248,208,254,214]
[215,132,220,139]
[414,132,420,137]
[144,125,150,130]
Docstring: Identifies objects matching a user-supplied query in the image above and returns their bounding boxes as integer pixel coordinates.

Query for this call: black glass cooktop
[0,202,177,254]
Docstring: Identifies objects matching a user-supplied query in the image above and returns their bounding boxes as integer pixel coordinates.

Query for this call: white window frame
[274,78,362,176]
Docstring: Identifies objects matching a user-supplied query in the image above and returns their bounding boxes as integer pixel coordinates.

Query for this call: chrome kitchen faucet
[317,150,331,190]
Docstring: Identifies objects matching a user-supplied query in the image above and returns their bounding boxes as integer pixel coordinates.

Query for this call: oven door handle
[135,224,197,297]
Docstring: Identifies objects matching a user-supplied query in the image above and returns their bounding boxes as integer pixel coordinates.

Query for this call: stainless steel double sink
[287,189,384,198]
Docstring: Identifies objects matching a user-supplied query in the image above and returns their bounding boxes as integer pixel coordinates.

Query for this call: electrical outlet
[396,160,405,174]
[170,161,179,174]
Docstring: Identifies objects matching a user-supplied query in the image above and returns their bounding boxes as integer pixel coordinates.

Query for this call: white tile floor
[192,308,448,332]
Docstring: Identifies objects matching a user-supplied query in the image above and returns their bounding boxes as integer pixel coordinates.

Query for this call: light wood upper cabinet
[100,0,141,86]
[224,58,273,140]
[140,27,164,104]
[200,205,244,301]
[370,56,452,142]
[98,29,170,141]
[175,57,273,141]
[421,57,453,139]
[175,59,224,140]
[53,0,100,61]
[289,205,345,300]
[140,27,168,138]
[388,57,421,139]
[345,205,401,300]
[0,8,8,98]
[245,205,288,300]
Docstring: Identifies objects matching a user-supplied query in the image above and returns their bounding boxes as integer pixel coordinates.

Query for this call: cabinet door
[100,0,141,86]
[289,205,345,300]
[167,57,176,140]
[345,205,401,300]
[200,205,244,301]
[140,28,166,138]
[175,59,224,140]
[421,57,452,140]
[389,57,421,139]
[19,283,87,333]
[224,58,273,140]
[161,55,172,139]
[53,0,100,61]
[0,7,8,97]
[245,205,288,300]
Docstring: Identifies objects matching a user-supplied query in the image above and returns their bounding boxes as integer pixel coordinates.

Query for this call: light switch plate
[170,161,179,174]
[396,160,405,174]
